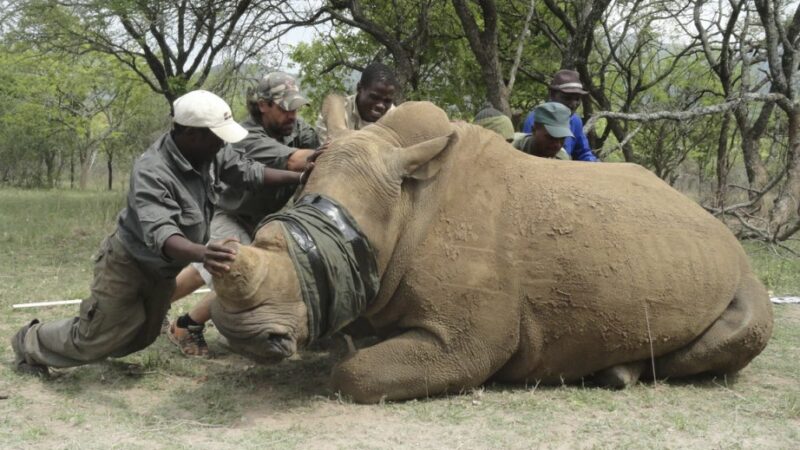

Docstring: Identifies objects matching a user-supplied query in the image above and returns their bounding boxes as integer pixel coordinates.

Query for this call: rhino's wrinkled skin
[211,101,773,403]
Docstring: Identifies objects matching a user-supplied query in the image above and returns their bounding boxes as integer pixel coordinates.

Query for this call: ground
[1,189,798,449]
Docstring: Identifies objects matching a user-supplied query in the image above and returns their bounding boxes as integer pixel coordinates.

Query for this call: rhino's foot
[654,272,773,379]
[593,361,646,389]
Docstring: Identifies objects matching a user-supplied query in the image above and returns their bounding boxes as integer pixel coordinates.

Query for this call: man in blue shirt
[521,70,599,162]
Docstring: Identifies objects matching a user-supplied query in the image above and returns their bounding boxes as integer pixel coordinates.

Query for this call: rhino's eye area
[266,333,295,358]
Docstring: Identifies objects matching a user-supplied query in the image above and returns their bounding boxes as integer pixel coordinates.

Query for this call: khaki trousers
[21,233,175,368]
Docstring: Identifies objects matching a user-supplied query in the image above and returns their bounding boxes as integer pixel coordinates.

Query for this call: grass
[1,188,799,449]
[743,240,800,296]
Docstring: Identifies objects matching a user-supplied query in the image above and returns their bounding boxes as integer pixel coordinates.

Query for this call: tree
[290,0,487,117]
[302,0,463,103]
[13,0,307,105]
[450,0,537,115]
[587,1,698,161]
[694,0,774,211]
[754,0,800,240]
[0,47,77,187]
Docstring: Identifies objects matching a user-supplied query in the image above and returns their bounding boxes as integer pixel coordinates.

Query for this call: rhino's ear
[320,94,352,141]
[395,133,453,180]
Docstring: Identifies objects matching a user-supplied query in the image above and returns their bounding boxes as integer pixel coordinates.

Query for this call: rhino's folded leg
[592,360,647,389]
[330,327,517,403]
[654,272,773,379]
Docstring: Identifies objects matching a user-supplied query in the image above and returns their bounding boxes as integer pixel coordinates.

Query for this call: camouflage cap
[253,72,310,111]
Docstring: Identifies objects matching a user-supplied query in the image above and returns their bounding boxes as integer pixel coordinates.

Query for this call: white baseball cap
[173,90,248,143]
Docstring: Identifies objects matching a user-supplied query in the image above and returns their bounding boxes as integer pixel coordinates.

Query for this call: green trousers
[20,233,175,368]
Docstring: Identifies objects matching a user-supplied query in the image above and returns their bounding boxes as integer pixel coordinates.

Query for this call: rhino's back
[405,126,750,380]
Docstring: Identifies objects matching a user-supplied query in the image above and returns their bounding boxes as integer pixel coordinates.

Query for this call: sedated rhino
[209,101,773,403]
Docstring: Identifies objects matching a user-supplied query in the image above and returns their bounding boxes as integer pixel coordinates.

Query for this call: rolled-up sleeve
[217,145,267,191]
[239,131,294,169]
[131,168,183,255]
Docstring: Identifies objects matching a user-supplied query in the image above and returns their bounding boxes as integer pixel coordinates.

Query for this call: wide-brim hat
[549,69,588,95]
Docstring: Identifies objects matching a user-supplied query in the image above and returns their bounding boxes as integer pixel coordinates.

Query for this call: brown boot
[167,320,210,358]
[10,319,50,376]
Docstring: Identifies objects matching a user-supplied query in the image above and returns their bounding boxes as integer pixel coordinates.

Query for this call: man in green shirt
[511,102,573,160]
[167,72,321,356]
[11,90,302,375]
[472,103,570,160]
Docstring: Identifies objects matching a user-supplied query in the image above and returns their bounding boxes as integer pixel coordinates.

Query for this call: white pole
[11,288,213,309]
[12,299,82,309]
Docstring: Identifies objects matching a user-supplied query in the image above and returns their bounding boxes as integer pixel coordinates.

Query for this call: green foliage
[290,33,374,124]
[290,0,488,120]
[0,41,167,188]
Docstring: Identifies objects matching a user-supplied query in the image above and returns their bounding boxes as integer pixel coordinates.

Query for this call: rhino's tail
[652,271,774,379]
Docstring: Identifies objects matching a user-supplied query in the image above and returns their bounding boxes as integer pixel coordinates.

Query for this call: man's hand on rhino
[300,147,327,184]
[202,237,239,277]
[287,149,316,171]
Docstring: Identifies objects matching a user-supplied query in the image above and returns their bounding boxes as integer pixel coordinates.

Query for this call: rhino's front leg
[331,324,518,403]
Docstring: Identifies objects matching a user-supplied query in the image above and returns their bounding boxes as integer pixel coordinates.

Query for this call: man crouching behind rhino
[209,101,773,403]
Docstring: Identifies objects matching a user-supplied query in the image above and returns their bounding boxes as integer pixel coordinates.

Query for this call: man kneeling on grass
[11,90,303,375]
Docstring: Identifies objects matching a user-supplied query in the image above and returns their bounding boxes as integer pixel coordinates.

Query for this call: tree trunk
[107,152,114,191]
[715,113,732,208]
[69,149,75,189]
[735,111,770,200]
[771,109,800,239]
[78,145,97,190]
[451,0,511,116]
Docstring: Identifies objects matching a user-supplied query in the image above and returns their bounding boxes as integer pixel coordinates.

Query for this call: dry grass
[1,189,798,449]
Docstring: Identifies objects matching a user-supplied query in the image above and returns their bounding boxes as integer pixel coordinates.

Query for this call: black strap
[295,195,379,303]
[282,218,330,340]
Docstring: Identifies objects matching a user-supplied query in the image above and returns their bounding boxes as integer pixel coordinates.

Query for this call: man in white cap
[11,90,302,375]
[520,69,598,162]
[166,72,323,356]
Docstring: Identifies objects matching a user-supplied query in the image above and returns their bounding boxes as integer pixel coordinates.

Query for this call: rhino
[209,101,773,403]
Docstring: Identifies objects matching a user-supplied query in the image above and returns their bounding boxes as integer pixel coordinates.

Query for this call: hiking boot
[10,320,50,377]
[167,320,210,357]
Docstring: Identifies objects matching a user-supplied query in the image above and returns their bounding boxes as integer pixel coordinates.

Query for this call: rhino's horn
[213,244,270,312]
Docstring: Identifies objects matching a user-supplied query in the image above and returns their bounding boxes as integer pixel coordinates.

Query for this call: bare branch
[506,0,536,95]
[584,93,787,132]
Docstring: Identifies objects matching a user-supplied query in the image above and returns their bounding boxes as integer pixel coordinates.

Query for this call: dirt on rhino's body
[210,101,773,403]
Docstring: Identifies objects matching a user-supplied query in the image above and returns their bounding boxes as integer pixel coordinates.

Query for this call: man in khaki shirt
[316,63,398,142]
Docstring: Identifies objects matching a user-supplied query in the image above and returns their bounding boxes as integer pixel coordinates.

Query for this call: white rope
[10,291,798,309]
[11,288,212,309]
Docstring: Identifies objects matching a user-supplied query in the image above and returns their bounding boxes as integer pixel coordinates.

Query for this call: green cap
[534,102,574,139]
